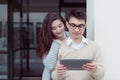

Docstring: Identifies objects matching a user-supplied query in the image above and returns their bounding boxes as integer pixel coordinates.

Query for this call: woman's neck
[54,36,65,44]
[55,36,65,41]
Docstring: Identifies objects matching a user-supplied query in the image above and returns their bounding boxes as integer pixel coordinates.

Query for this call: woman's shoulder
[64,31,69,38]
[50,40,60,48]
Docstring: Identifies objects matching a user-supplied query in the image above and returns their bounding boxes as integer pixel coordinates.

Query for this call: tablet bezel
[60,59,92,70]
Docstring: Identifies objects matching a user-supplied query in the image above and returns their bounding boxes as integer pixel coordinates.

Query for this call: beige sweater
[51,40,104,80]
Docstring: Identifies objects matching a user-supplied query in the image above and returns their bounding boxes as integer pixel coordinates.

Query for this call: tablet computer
[60,59,92,70]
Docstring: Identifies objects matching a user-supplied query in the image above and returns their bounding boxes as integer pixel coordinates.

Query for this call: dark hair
[67,8,86,22]
[36,12,65,59]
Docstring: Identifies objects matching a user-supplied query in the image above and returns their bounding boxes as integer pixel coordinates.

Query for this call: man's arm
[83,44,104,80]
[51,62,67,80]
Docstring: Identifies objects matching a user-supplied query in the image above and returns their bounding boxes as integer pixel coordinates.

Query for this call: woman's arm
[43,31,69,70]
[43,40,60,70]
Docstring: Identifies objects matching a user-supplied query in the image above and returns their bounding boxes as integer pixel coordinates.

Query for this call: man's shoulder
[59,39,68,47]
[87,39,100,48]
[87,39,96,44]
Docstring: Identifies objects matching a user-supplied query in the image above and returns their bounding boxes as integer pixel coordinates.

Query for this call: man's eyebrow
[69,23,84,25]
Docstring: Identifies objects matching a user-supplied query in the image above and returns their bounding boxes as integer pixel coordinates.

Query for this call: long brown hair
[36,12,65,59]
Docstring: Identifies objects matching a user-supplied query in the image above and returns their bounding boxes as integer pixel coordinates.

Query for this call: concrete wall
[94,0,120,80]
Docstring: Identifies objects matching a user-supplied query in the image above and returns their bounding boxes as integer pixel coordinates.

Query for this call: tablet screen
[60,59,92,70]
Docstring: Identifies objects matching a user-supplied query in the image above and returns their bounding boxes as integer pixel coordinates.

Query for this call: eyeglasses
[68,23,86,30]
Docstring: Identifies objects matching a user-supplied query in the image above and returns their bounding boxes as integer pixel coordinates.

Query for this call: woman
[36,12,69,80]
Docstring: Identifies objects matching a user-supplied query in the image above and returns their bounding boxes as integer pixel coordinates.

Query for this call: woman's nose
[56,28,61,32]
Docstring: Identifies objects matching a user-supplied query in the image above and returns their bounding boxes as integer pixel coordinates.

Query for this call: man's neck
[70,36,82,44]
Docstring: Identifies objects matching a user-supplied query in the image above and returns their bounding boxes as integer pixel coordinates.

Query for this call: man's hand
[55,64,67,75]
[82,61,97,72]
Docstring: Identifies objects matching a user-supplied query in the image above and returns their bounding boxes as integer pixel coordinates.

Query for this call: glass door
[0,1,8,79]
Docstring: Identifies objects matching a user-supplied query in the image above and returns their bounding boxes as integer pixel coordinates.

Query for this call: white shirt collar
[67,36,88,49]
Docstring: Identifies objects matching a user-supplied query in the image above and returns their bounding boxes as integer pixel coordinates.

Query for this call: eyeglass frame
[68,22,86,30]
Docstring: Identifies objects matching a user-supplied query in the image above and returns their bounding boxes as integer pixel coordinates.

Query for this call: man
[51,9,104,80]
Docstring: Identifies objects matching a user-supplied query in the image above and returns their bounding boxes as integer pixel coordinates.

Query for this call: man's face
[66,16,86,40]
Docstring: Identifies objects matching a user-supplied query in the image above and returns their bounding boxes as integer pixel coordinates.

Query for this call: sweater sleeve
[51,60,66,80]
[91,44,104,80]
[43,40,60,70]
[51,70,66,80]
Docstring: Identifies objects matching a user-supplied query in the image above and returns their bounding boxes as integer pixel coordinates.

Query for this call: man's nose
[74,27,79,31]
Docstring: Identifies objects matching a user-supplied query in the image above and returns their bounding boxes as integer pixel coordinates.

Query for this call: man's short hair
[67,8,86,22]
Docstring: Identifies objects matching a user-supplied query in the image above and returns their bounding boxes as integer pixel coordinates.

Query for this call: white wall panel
[94,0,120,80]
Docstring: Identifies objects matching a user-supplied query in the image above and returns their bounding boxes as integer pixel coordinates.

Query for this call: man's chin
[73,36,80,39]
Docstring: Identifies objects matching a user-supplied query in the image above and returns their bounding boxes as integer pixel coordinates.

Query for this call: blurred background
[0,0,95,80]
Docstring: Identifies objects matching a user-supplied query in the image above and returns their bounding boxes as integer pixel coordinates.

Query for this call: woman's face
[51,19,65,39]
